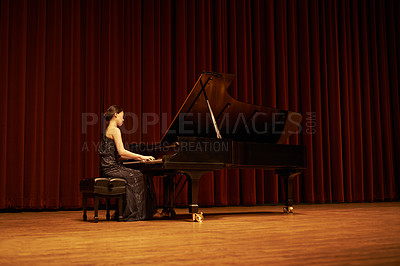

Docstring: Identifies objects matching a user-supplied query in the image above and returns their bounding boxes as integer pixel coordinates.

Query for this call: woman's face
[115,111,124,127]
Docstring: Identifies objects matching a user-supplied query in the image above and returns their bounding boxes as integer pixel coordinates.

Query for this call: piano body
[124,72,307,222]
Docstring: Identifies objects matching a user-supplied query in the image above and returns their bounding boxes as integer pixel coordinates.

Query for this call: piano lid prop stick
[206,99,222,139]
[200,78,222,139]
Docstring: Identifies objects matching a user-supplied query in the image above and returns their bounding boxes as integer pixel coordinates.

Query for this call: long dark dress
[98,135,157,221]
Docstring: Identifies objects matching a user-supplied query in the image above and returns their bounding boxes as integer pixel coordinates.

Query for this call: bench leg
[82,194,88,221]
[118,196,123,222]
[94,196,99,223]
[106,199,111,220]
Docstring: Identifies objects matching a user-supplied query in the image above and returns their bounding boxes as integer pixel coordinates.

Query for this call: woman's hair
[104,105,123,121]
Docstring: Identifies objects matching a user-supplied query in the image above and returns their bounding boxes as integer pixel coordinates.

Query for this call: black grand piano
[124,72,306,222]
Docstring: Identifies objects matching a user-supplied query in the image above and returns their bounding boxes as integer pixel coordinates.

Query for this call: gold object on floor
[192,212,204,222]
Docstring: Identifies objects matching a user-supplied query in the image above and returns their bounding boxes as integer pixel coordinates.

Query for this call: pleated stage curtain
[0,0,399,209]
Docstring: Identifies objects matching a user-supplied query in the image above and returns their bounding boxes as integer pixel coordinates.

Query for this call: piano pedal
[192,212,204,222]
[161,209,176,218]
[169,210,176,218]
[283,206,294,213]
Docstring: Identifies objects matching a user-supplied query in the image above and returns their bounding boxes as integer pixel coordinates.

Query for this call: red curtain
[0,0,399,209]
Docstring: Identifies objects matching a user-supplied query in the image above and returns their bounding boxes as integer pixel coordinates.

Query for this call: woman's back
[99,135,121,176]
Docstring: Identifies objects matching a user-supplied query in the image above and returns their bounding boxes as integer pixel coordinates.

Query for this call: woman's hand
[139,155,155,162]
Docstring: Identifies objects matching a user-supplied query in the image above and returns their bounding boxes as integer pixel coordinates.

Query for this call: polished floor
[1,202,400,265]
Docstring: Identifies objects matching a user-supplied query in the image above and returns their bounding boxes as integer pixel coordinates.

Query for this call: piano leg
[162,174,176,218]
[183,170,208,222]
[278,170,301,213]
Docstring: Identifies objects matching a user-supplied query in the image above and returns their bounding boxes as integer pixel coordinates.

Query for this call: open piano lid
[161,72,302,144]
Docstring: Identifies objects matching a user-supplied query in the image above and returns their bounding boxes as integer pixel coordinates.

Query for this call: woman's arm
[111,128,154,161]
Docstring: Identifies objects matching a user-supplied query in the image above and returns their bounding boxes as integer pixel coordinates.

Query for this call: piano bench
[79,177,127,223]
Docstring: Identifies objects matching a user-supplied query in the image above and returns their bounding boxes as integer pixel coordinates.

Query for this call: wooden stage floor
[1,202,400,265]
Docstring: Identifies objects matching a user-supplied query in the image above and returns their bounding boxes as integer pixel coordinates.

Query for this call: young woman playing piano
[99,105,159,221]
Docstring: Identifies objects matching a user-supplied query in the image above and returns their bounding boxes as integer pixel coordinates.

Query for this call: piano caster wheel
[283,207,294,213]
[192,212,204,222]
[83,215,87,221]
[94,217,99,223]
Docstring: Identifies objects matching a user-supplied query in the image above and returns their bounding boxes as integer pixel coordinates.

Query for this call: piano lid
[160,72,302,144]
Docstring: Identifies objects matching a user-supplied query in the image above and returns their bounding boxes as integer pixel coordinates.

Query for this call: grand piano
[124,72,307,222]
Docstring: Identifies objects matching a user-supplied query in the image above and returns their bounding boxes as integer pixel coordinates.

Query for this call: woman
[99,105,158,221]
